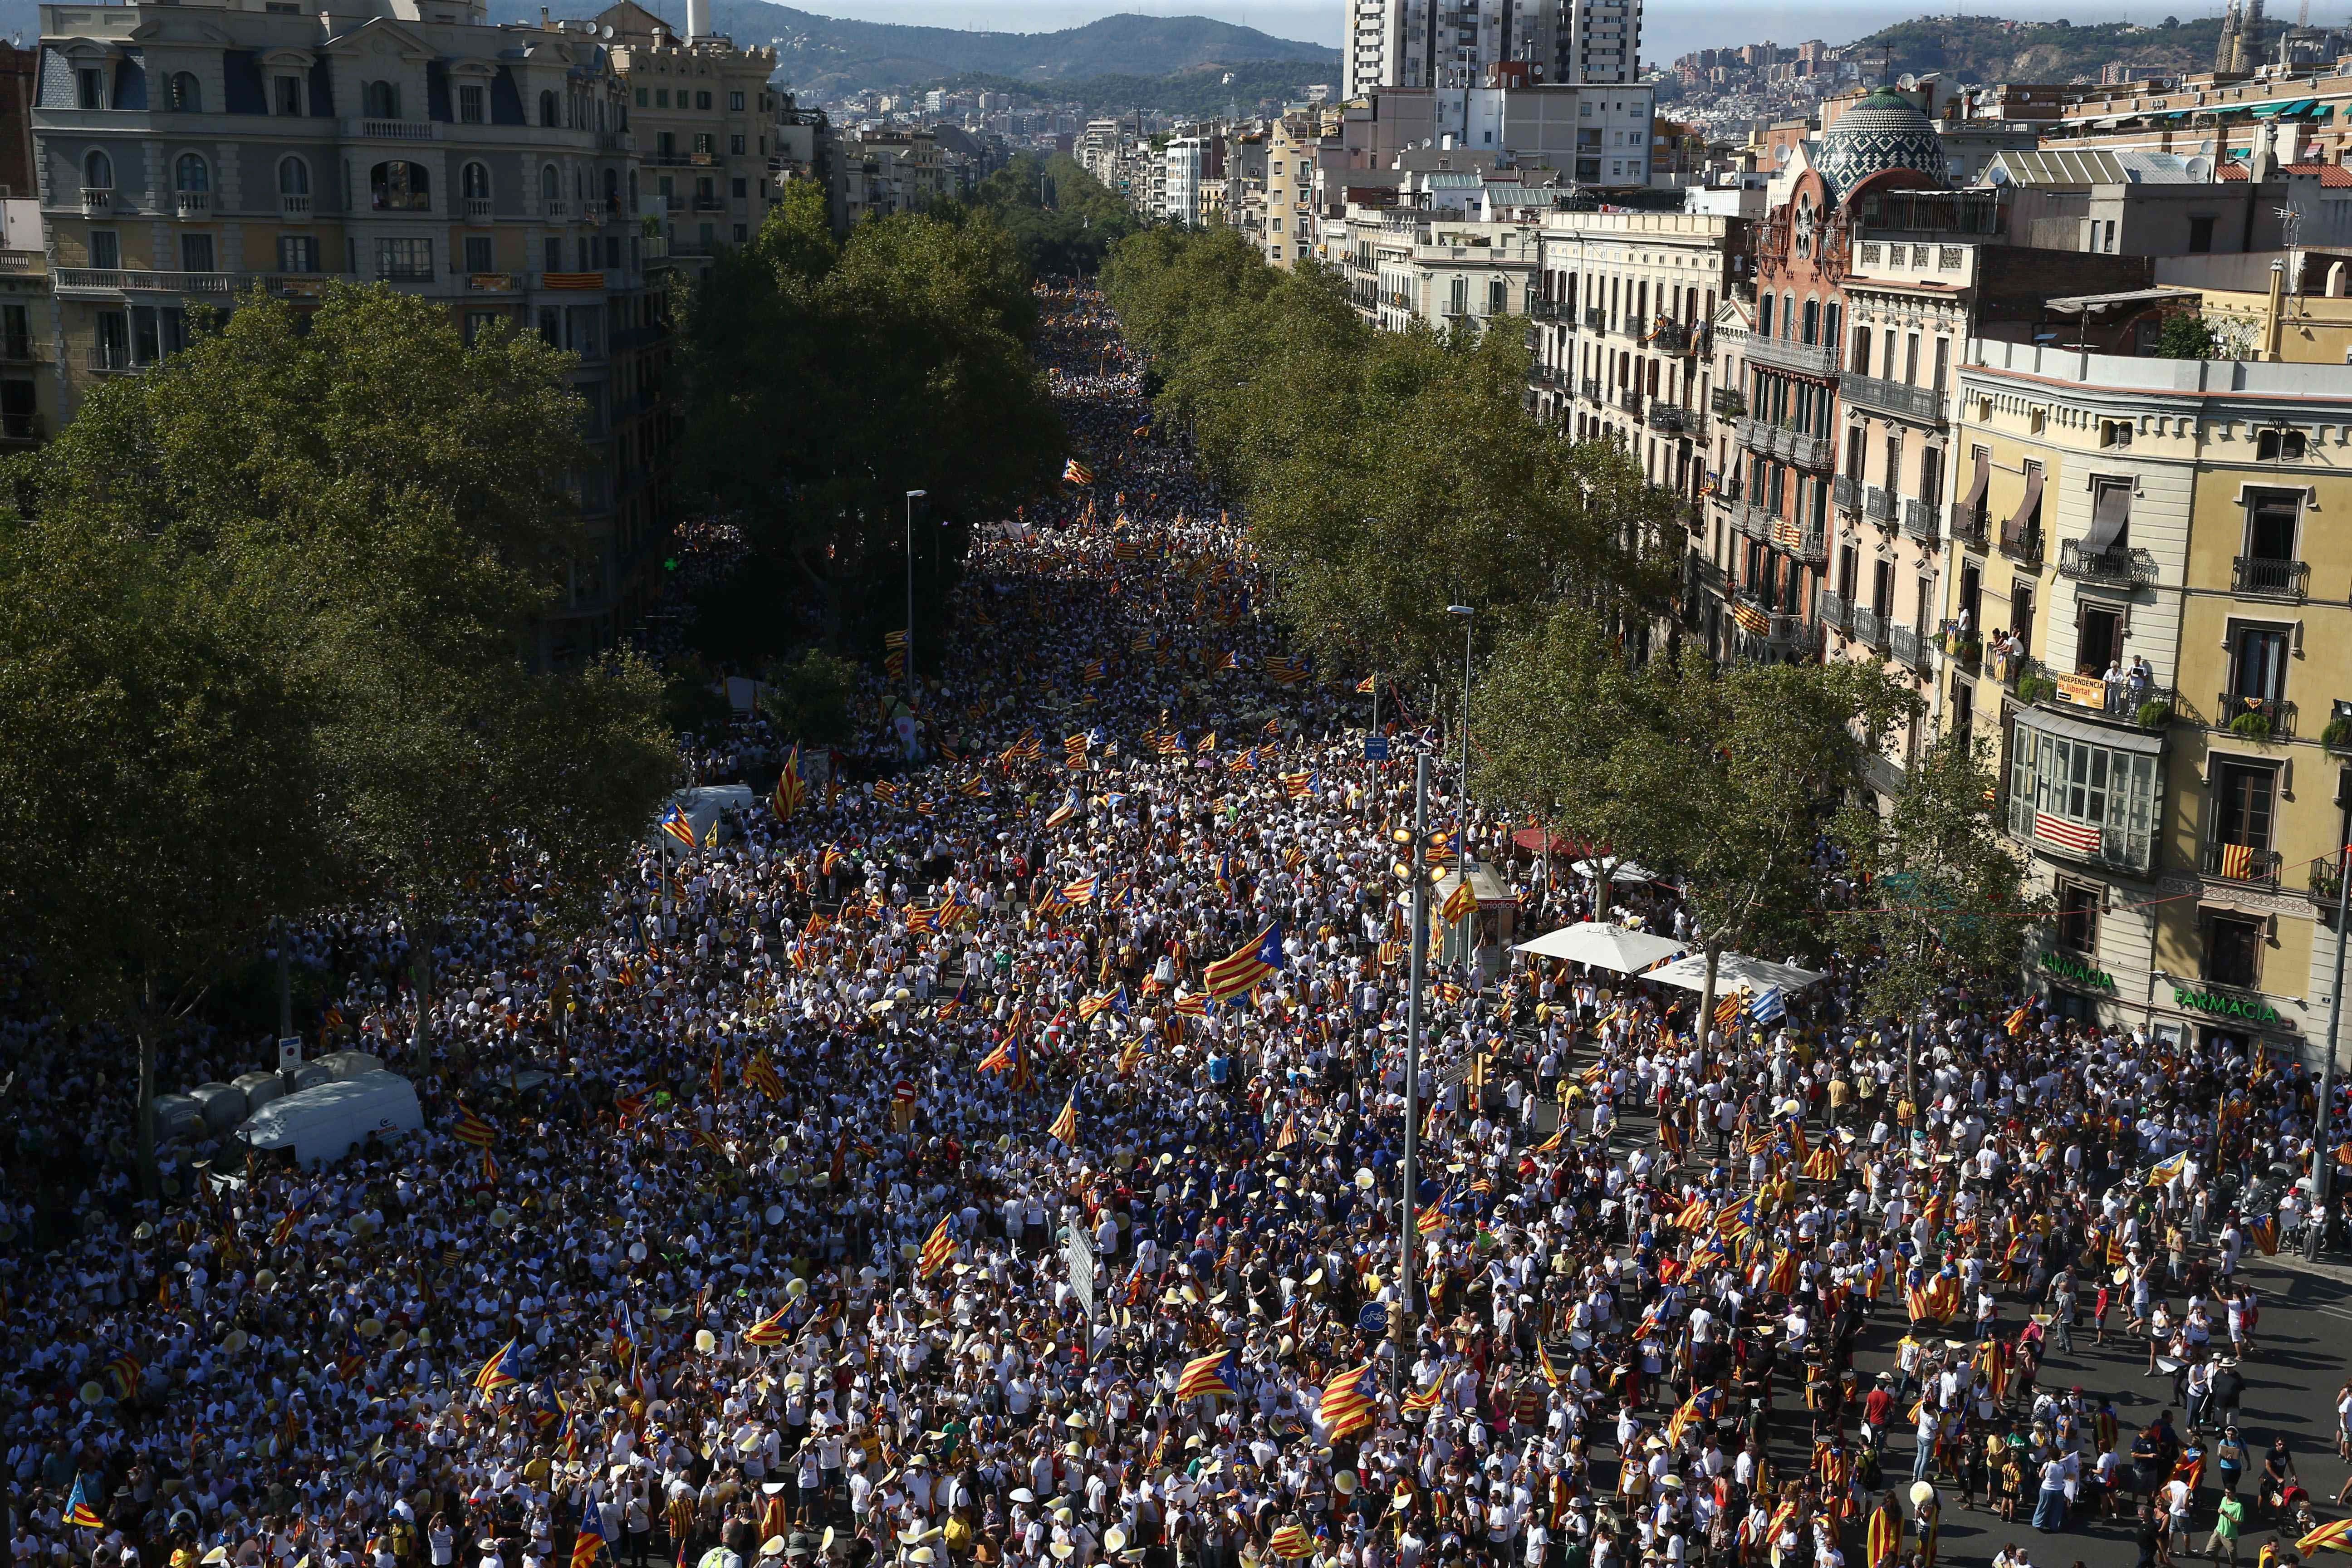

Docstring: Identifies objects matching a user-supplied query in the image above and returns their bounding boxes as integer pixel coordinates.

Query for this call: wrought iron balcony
[1583,307,1607,330]
[1864,486,1896,524]
[1999,522,2043,565]
[1529,296,1564,320]
[1710,387,1746,417]
[1889,623,1931,670]
[2232,555,2309,599]
[1902,497,1940,544]
[1789,432,1833,470]
[1745,334,1841,378]
[1738,416,1769,455]
[1841,372,1946,426]
[2058,540,2158,587]
[1833,475,1860,514]
[1819,588,1851,630]
[1581,376,1602,402]
[1950,501,1989,547]
[1647,403,1687,433]
[2203,839,2283,889]
[1851,605,1890,649]
[1651,321,1688,353]
[1618,387,1645,417]
[2216,691,2296,739]
[1735,504,1769,541]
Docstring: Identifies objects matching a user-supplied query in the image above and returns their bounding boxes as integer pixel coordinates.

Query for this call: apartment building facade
[1936,338,2352,1065]
[600,0,786,272]
[1530,208,1742,510]
[31,0,671,663]
[1341,0,1642,98]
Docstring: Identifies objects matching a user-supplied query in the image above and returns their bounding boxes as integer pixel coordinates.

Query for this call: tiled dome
[1815,86,1949,197]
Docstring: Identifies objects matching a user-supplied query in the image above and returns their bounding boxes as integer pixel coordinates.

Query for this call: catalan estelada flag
[473,1337,521,1392]
[1174,1351,1240,1400]
[1203,921,1283,1002]
[657,803,697,848]
[773,746,806,819]
[1401,1382,1442,1414]
[1441,877,1477,924]
[2249,1213,2279,1254]
[2298,1519,2352,1557]
[570,1529,605,1568]
[1356,675,1377,693]
[270,1205,304,1248]
[63,1475,103,1529]
[1059,875,1099,904]
[1264,655,1310,685]
[919,1215,956,1279]
[1319,1363,1377,1437]
[1062,457,1094,486]
[1047,1093,1078,1146]
[742,1306,790,1348]
[1279,770,1313,798]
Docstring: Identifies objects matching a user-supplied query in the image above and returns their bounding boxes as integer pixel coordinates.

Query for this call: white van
[237,1069,422,1168]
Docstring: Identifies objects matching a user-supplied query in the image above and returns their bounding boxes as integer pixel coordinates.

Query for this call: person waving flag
[1203,922,1283,1002]
[63,1475,103,1530]
[657,803,697,848]
[1048,1092,1079,1146]
[472,1338,521,1392]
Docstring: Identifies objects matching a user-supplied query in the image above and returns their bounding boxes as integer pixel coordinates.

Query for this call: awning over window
[2016,703,2166,756]
[2003,462,2043,549]
[1958,446,1989,517]
[2084,477,2132,551]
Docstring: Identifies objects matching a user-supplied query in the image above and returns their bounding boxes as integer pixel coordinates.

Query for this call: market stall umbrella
[1568,858,1656,884]
[1642,952,1825,995]
[1512,922,1686,975]
[1511,827,1582,856]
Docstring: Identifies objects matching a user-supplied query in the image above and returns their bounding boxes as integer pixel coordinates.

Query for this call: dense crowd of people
[6,283,2351,1568]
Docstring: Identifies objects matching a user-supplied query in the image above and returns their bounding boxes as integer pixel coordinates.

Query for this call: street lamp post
[1446,605,1473,818]
[904,489,926,713]
[1391,751,1433,1392]
[2312,794,2350,1258]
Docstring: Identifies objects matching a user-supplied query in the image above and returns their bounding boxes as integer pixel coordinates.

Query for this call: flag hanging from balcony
[2032,812,2102,856]
[2218,842,2256,881]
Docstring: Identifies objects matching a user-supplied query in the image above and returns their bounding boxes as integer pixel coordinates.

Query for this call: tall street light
[1388,752,1436,1392]
[905,489,926,714]
[1447,603,1474,866]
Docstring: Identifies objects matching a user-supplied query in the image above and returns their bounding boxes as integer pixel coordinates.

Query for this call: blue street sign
[1364,736,1390,761]
[1356,1301,1389,1337]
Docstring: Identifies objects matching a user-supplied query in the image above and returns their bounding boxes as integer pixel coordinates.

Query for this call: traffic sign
[1364,736,1390,761]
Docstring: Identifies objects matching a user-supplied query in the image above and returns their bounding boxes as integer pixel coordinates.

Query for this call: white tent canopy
[1642,952,1824,995]
[1568,858,1657,884]
[1512,922,1686,974]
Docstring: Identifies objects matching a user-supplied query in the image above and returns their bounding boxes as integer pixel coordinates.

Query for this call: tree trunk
[136,1020,158,1201]
[412,934,432,1070]
[1694,941,1722,1085]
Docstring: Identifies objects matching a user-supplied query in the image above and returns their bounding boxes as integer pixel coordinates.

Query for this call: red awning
[1513,827,1589,855]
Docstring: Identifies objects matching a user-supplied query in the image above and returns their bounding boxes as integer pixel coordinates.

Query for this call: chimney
[686,0,707,38]
[539,6,550,25]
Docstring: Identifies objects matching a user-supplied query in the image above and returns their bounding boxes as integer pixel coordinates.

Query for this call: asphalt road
[1810,1255,2352,1568]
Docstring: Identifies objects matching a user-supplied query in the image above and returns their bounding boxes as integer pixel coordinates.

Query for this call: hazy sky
[826,0,2230,73]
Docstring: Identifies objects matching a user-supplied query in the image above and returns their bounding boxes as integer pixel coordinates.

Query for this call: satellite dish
[602,23,614,36]
[1984,163,2011,186]
[2187,155,2214,181]
[1898,72,1918,88]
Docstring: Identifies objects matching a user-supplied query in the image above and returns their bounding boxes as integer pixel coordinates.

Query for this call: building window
[2257,426,2307,461]
[76,67,104,110]
[371,161,430,211]
[458,82,486,123]
[89,230,119,269]
[729,133,745,155]
[83,150,113,191]
[363,80,400,119]
[2006,718,2160,873]
[174,153,210,193]
[541,164,560,203]
[2226,624,2291,715]
[375,237,432,279]
[167,72,202,112]
[179,232,214,272]
[2101,419,2132,448]
[729,89,745,110]
[278,235,318,272]
[2202,911,2264,989]
[279,156,310,198]
[2055,880,2100,954]
[464,235,492,273]
[540,90,560,127]
[697,91,711,109]
[463,161,490,202]
[274,74,304,116]
[2187,215,2215,254]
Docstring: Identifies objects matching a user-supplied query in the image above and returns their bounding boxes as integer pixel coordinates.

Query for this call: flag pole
[1394,750,1429,1395]
[2312,804,2349,1259]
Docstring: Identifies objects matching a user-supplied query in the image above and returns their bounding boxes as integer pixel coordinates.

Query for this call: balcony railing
[2016,657,2174,725]
[1790,432,1833,470]
[464,196,494,220]
[280,193,312,216]
[1583,308,1606,330]
[1647,403,1686,433]
[1902,497,1940,544]
[1737,415,1768,455]
[1710,387,1746,418]
[2232,555,2308,599]
[1581,377,1602,403]
[1890,623,1931,670]
[1820,588,1850,630]
[81,186,111,216]
[1651,321,1688,353]
[2058,540,2158,587]
[1852,605,1889,648]
[1618,387,1644,417]
[1864,485,1896,524]
[174,190,210,217]
[1841,372,1946,425]
[1833,474,1860,514]
[1735,503,1769,540]
[2203,839,2283,889]
[1999,521,2043,564]
[2216,691,2297,739]
[1950,501,1989,548]
[1745,334,1841,378]
[349,118,437,141]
